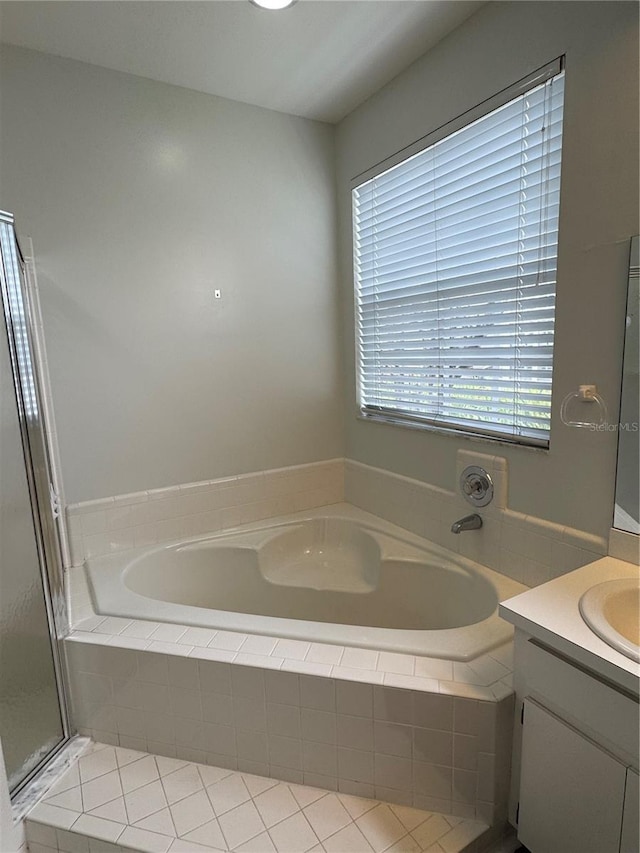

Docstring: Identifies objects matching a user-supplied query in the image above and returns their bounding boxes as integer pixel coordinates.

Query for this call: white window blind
[353,62,565,447]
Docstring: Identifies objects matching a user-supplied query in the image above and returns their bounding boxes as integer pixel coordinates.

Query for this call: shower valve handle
[459,466,494,507]
[463,476,484,497]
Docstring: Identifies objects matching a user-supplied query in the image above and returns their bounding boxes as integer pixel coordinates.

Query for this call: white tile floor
[27,742,489,853]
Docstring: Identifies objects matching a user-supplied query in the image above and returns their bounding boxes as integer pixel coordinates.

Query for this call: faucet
[451,513,483,534]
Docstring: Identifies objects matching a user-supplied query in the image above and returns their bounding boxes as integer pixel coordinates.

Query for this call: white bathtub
[85,505,526,660]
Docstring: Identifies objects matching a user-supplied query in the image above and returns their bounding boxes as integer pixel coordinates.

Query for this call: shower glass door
[0,212,68,794]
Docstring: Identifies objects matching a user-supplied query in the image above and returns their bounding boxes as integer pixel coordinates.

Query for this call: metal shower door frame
[0,209,73,796]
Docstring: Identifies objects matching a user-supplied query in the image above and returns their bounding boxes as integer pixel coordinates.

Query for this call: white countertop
[499,556,640,695]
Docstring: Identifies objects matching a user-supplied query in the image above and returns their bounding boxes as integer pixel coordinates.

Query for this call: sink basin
[579,577,640,662]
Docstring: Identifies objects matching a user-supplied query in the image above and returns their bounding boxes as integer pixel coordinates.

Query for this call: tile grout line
[198,769,232,843]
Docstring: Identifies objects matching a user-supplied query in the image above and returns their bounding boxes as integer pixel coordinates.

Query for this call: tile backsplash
[65,460,345,567]
[345,451,608,586]
[66,452,607,587]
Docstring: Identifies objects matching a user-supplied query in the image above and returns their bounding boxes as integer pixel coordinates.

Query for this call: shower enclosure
[0,210,71,796]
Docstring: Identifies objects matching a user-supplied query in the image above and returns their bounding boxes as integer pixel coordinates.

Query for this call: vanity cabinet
[519,698,630,853]
[509,632,639,853]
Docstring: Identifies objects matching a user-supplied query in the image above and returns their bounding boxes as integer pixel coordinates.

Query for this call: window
[353,59,565,447]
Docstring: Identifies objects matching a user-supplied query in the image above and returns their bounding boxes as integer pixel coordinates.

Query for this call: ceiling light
[250,0,297,10]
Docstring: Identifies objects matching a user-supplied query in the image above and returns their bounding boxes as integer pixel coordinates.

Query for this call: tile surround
[26,741,493,853]
[66,618,515,704]
[65,460,345,568]
[344,453,608,585]
[66,454,606,591]
[608,527,640,565]
[64,627,514,824]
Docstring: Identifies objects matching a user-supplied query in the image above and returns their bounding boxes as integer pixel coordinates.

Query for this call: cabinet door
[518,698,626,853]
[621,768,639,853]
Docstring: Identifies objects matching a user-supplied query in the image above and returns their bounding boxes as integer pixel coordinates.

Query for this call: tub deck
[82,504,526,661]
[68,611,515,703]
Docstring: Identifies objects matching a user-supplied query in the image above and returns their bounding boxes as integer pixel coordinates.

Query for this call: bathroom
[0,1,638,851]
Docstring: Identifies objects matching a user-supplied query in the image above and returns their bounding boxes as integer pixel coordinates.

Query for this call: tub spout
[451,513,483,534]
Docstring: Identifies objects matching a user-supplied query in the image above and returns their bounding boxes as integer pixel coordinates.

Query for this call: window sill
[355,409,550,451]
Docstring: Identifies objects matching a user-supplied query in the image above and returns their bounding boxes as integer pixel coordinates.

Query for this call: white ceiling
[0,0,483,123]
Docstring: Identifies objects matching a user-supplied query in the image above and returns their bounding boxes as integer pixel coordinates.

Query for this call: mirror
[613,236,639,534]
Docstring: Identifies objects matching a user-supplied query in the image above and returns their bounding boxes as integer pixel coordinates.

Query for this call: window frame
[351,57,565,449]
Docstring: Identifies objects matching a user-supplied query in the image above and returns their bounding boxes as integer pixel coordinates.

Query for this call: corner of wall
[345,453,608,587]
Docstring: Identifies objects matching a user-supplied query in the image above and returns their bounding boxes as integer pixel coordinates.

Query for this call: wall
[335,0,639,539]
[1,5,638,528]
[0,45,343,504]
[615,238,639,524]
[0,740,25,853]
